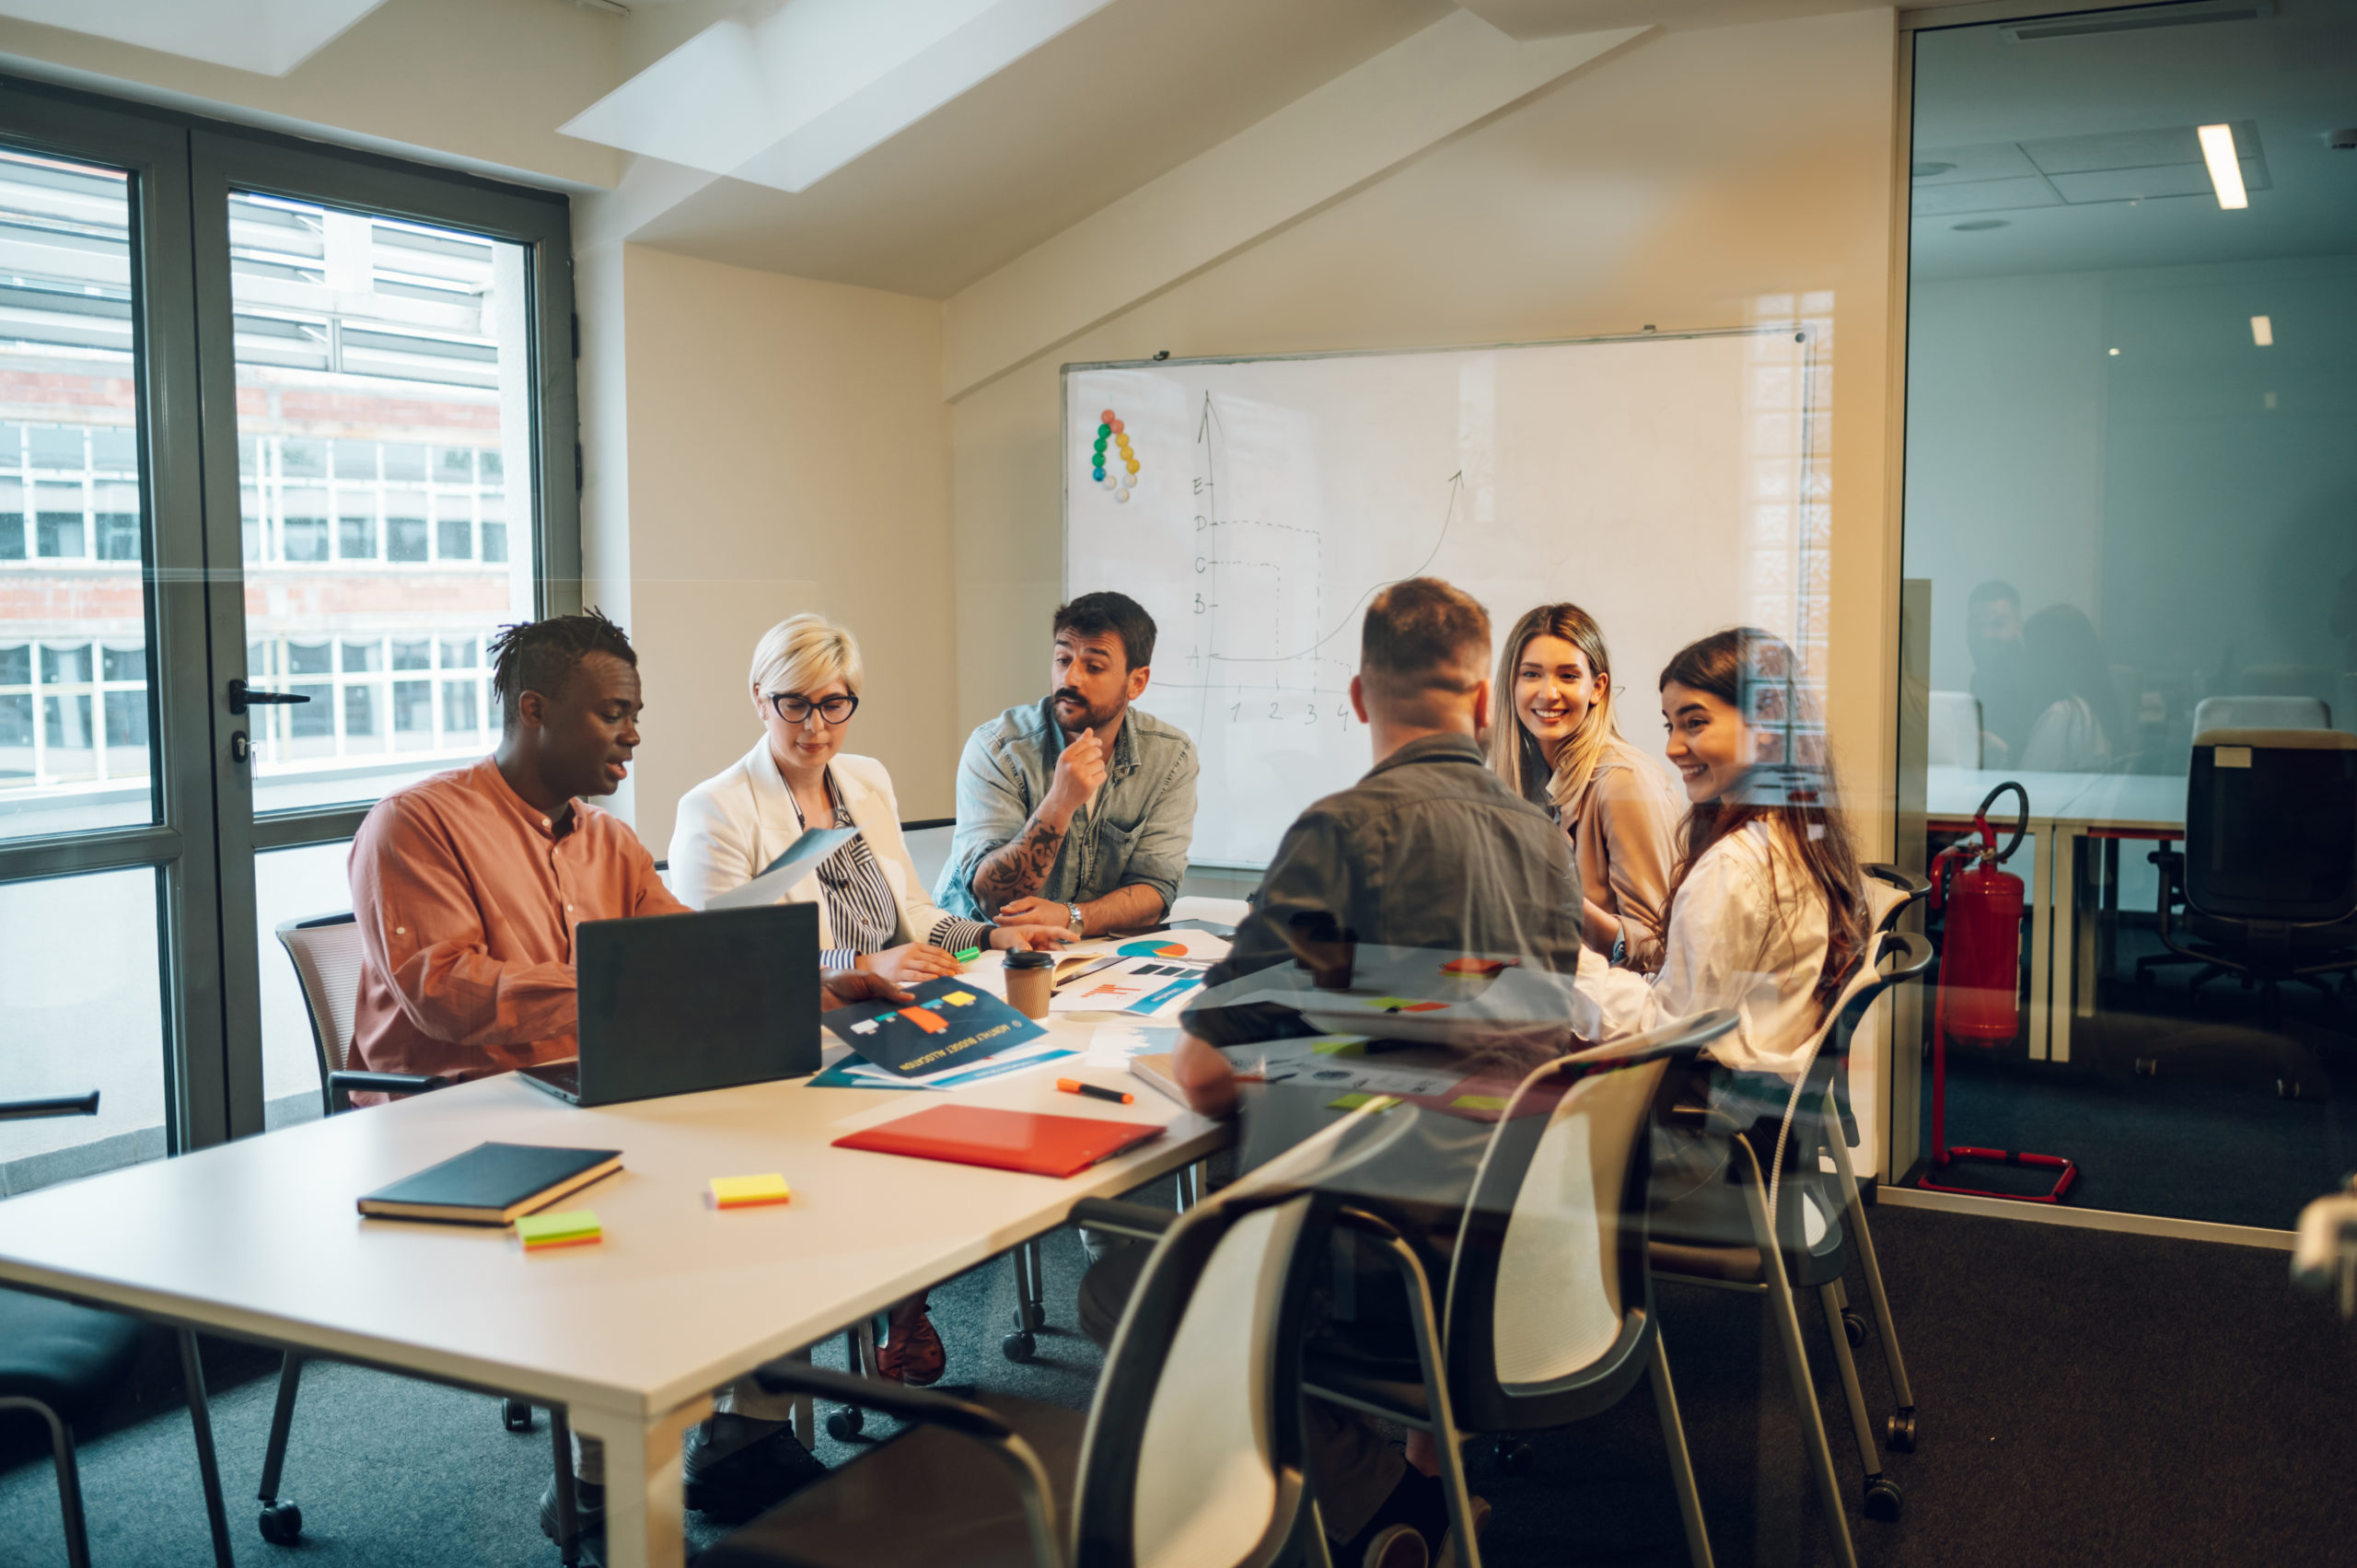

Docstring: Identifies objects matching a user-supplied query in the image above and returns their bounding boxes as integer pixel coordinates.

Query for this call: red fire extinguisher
[1919,781,2080,1203]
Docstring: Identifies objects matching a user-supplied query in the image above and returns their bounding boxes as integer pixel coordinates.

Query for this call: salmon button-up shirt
[347,758,688,1088]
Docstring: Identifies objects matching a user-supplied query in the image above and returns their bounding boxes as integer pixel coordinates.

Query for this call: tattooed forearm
[972,812,1069,915]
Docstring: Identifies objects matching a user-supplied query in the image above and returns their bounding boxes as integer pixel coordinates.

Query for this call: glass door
[186,134,576,1140]
[0,94,227,1189]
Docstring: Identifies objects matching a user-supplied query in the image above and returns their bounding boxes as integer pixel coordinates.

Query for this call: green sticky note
[1452,1095,1511,1112]
[1364,996,1418,1011]
[1326,1093,1400,1113]
[517,1209,601,1249]
[1311,1036,1369,1056]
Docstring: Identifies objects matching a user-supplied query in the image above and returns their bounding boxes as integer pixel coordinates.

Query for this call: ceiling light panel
[0,0,389,74]
[1910,122,2267,217]
[2198,122,2250,207]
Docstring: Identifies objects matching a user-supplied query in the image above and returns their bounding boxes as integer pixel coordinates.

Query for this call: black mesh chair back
[2185,728,2357,924]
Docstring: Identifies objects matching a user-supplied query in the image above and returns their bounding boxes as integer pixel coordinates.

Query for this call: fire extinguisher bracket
[1919,781,2083,1204]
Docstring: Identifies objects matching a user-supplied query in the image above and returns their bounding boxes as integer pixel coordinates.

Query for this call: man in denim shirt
[935,591,1199,936]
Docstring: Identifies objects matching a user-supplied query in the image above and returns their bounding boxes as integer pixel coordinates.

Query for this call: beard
[1052,686,1120,734]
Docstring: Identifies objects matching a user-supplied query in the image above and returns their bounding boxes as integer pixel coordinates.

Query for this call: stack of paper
[1051,954,1211,1017]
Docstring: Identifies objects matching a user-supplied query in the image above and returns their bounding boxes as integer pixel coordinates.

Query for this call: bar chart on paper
[1064,330,1827,867]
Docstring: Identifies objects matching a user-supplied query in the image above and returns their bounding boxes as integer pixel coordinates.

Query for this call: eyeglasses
[769,691,859,726]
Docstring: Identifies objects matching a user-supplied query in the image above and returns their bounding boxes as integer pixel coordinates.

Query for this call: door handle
[228,679,311,716]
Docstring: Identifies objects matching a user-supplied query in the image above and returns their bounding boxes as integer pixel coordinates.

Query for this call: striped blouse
[796,772,991,970]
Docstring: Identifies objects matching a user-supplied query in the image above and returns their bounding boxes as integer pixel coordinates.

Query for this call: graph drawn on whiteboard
[1065,327,1824,869]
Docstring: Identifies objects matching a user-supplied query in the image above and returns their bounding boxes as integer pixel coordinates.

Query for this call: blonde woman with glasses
[670,613,1070,1384]
[1489,602,1684,970]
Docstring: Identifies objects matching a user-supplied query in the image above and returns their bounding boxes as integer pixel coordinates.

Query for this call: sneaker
[1435,1494,1493,1568]
[877,1299,946,1387]
[684,1415,829,1522]
[539,1475,603,1564]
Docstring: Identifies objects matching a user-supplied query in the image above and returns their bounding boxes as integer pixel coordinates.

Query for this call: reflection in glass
[228,192,539,817]
[0,867,168,1193]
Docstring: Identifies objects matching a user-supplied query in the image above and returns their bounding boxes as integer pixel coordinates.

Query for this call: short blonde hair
[749,614,863,703]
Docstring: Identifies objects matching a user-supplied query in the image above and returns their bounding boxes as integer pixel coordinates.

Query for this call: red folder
[831,1104,1165,1179]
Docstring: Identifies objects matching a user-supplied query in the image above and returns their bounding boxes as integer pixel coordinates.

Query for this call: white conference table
[1923,767,2186,1062]
[0,1016,1224,1568]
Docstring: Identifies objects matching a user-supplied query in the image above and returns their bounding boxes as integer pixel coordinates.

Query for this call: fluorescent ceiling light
[2250,315,2273,345]
[2198,123,2249,208]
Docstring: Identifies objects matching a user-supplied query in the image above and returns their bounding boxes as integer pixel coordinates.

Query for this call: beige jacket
[1561,731,1686,971]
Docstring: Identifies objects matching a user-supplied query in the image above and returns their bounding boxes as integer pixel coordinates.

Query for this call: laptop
[518,902,821,1107]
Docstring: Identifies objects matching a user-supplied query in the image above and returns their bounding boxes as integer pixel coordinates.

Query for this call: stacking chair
[1,1092,236,1568]
[1646,929,1933,1568]
[262,912,577,1556]
[698,1113,1397,1568]
[1283,1014,1739,1568]
[2148,729,2357,1040]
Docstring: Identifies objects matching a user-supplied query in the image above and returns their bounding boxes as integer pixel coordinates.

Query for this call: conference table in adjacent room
[0,1020,1225,1568]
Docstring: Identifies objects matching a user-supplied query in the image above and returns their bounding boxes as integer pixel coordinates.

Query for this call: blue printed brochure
[823,976,1050,1080]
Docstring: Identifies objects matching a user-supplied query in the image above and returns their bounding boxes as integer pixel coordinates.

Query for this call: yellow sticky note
[710,1174,791,1210]
[1451,1095,1511,1112]
[517,1210,600,1249]
[1327,1093,1401,1114]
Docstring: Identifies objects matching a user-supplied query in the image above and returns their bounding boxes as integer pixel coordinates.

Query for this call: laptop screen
[573,902,821,1105]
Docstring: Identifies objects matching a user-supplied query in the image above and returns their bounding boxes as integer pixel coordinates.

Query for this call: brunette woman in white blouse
[1490,602,1685,971]
[1569,627,1870,1077]
[669,614,1070,1382]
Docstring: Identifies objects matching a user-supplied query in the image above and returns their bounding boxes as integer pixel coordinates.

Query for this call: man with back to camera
[935,589,1199,937]
[1155,577,1584,1568]
[346,610,909,1546]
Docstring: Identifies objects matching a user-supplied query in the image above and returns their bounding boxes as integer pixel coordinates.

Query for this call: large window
[0,83,574,1183]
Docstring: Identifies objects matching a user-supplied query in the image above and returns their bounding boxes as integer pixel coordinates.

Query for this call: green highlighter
[954,947,982,963]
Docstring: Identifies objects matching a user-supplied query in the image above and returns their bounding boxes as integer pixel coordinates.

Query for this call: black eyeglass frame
[768,691,861,726]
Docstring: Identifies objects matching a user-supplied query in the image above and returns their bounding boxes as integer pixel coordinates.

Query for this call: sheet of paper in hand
[824,977,1049,1079]
[707,827,861,911]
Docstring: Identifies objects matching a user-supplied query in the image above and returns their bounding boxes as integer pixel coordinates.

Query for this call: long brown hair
[1659,628,1867,1018]
[1489,603,1620,816]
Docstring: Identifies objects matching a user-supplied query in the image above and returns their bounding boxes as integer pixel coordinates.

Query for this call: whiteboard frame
[1059,322,1824,868]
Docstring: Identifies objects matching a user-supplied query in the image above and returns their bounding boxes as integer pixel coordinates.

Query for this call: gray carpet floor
[6,1187,2357,1567]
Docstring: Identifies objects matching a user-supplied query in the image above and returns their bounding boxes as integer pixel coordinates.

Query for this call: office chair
[0,1092,236,1568]
[1647,929,1934,1568]
[1925,691,1982,770]
[1295,1014,1740,1568]
[262,912,576,1556]
[2189,695,2330,736]
[702,1140,1371,1568]
[2146,730,2357,1064]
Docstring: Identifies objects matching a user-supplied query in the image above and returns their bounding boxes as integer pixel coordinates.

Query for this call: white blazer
[668,740,963,952]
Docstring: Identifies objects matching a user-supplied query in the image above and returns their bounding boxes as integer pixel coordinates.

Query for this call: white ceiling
[0,0,389,75]
[1910,0,2357,282]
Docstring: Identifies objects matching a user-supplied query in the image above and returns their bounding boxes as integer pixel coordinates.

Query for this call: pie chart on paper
[1118,940,1190,958]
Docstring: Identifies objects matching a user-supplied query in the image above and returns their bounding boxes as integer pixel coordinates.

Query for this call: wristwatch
[1066,902,1086,935]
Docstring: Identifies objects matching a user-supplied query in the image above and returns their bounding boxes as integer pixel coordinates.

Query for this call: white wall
[605,246,958,855]
[947,7,1906,844]
[1905,254,2357,718]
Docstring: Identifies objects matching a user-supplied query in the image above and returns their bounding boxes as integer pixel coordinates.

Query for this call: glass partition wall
[1899,0,2357,1229]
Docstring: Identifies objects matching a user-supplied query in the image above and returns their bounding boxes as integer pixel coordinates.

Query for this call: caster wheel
[1841,1309,1869,1349]
[825,1407,865,1442]
[1886,1410,1917,1453]
[1494,1440,1534,1476]
[258,1500,303,1545]
[1003,1330,1036,1364]
[2134,1057,2158,1077]
[1024,1301,1049,1331]
[503,1398,534,1433]
[1863,1477,1902,1522]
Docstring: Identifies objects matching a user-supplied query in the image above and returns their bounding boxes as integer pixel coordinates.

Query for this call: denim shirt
[935,697,1201,922]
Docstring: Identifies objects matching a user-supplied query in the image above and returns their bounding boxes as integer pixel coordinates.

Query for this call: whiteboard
[1065,329,1822,869]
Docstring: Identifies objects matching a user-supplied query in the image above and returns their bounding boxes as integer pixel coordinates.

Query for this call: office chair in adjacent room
[0,1093,236,1568]
[702,1153,1357,1568]
[1649,929,1935,1568]
[1925,691,1983,770]
[2189,695,2331,736]
[263,913,575,1555]
[2146,730,2357,1069]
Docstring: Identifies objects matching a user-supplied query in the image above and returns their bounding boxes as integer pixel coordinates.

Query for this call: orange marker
[1057,1078,1132,1105]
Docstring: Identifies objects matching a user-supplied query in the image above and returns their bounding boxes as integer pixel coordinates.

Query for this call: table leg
[2027,822,2057,1062]
[566,1394,711,1568]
